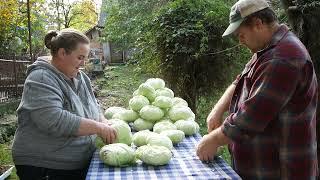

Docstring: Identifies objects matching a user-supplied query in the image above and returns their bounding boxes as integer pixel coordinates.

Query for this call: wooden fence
[0,55,31,103]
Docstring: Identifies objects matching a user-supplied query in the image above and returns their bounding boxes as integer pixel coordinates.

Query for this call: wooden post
[13,56,18,98]
[27,0,33,61]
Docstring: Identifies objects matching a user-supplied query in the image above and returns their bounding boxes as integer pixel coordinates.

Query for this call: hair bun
[44,30,59,49]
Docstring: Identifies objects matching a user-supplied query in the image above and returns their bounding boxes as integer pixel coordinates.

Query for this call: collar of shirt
[256,24,290,57]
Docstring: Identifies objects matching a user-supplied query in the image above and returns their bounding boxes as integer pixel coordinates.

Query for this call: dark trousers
[15,165,88,180]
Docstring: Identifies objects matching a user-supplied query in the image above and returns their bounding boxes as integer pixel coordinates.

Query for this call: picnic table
[86,133,241,180]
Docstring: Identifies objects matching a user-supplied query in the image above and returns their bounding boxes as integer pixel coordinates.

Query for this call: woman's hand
[97,122,117,144]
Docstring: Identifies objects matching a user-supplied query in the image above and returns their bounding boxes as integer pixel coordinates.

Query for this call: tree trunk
[281,0,320,174]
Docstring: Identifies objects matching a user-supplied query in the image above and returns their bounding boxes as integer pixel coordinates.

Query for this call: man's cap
[222,0,270,37]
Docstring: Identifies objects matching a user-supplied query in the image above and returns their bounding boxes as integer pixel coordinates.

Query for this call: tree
[102,0,170,50]
[47,0,98,32]
[0,0,47,56]
[69,0,98,32]
[280,0,320,169]
[101,0,249,112]
[0,0,21,54]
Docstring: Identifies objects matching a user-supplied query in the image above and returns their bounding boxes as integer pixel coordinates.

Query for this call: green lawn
[0,64,231,179]
[0,142,18,179]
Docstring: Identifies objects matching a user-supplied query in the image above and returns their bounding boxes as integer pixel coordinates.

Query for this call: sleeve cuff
[222,114,251,143]
[232,74,241,86]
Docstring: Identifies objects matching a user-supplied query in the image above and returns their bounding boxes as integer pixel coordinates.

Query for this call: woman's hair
[44,28,90,56]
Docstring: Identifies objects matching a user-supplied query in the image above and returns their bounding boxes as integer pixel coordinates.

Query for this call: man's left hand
[196,134,219,162]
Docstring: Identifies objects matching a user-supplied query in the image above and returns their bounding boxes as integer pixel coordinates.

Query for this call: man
[196,0,318,179]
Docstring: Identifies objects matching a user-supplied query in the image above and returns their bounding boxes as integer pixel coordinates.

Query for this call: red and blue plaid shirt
[222,24,318,179]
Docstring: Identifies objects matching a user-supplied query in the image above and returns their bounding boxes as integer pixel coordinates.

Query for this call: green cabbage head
[99,143,136,167]
[129,95,150,111]
[104,106,126,119]
[168,106,195,121]
[145,78,165,90]
[155,88,174,98]
[146,133,173,150]
[135,145,172,166]
[153,121,177,134]
[152,96,173,109]
[174,120,199,136]
[139,105,164,122]
[133,118,154,131]
[112,109,139,122]
[132,130,158,147]
[137,83,156,102]
[111,121,133,145]
[160,130,185,144]
[172,97,188,107]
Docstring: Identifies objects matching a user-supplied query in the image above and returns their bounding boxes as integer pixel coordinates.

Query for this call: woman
[12,29,117,180]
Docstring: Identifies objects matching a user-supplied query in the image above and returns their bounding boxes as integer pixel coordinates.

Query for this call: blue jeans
[15,165,88,180]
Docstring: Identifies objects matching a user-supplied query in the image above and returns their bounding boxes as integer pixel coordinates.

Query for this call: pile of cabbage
[99,78,199,167]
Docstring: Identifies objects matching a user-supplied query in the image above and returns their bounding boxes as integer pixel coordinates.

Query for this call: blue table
[86,133,241,180]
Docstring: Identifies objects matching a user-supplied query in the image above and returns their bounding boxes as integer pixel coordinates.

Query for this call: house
[85,0,127,65]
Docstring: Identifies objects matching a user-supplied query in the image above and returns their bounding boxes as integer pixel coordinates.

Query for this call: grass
[0,143,13,166]
[0,140,17,179]
[94,64,152,109]
[0,101,18,180]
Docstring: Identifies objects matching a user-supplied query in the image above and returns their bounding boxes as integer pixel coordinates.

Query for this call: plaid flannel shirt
[222,24,318,179]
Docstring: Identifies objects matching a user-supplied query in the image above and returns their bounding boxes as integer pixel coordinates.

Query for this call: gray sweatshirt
[12,58,100,170]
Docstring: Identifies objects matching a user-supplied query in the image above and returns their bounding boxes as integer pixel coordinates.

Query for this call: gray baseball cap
[222,0,270,37]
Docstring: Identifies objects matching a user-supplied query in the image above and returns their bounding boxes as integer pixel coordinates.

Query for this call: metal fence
[0,55,31,103]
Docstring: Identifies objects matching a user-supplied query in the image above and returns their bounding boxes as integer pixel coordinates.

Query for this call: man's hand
[207,84,236,133]
[207,110,223,133]
[196,134,219,162]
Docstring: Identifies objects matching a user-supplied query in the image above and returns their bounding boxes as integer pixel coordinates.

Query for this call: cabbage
[158,116,172,123]
[129,95,150,111]
[152,96,173,109]
[99,143,136,167]
[135,145,172,166]
[104,107,126,119]
[153,121,177,134]
[137,83,156,102]
[95,137,105,149]
[108,118,127,125]
[160,130,185,144]
[133,118,154,131]
[132,130,158,147]
[172,97,188,107]
[135,145,149,159]
[133,89,139,96]
[174,120,199,136]
[112,109,139,122]
[111,121,133,145]
[139,105,164,122]
[145,78,165,90]
[146,133,173,150]
[168,106,195,121]
[155,88,174,98]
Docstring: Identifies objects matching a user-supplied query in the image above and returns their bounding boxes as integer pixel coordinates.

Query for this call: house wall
[102,42,111,64]
[87,29,103,62]
[86,27,128,65]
